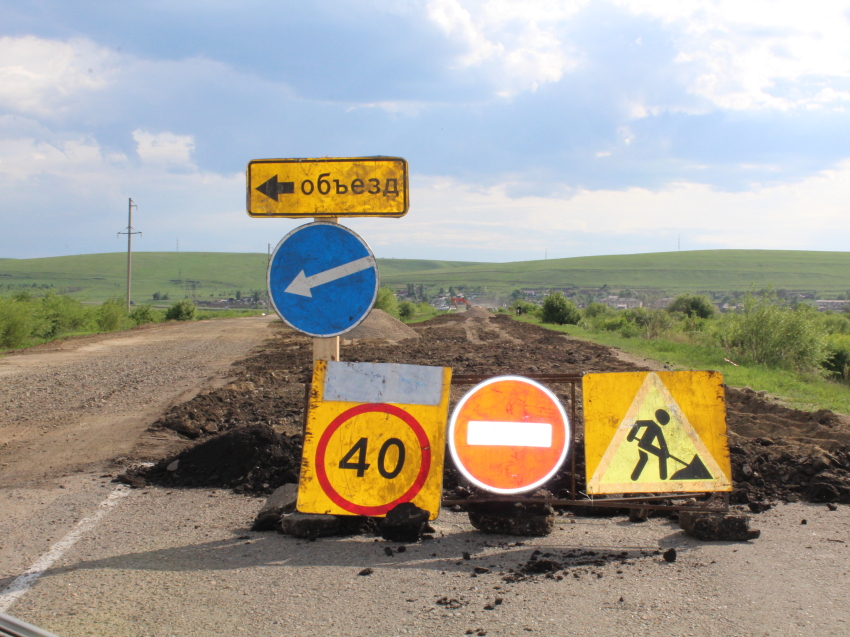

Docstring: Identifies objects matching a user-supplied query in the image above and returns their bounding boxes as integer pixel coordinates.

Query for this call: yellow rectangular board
[247,157,408,218]
[584,371,732,494]
[297,360,451,520]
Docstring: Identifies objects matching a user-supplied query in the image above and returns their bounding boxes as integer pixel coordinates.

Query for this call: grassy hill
[0,252,480,303]
[381,249,850,295]
[2,249,850,302]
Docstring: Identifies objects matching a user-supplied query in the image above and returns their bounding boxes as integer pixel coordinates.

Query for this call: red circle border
[315,403,431,516]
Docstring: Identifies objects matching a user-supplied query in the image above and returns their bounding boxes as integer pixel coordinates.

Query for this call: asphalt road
[2,316,849,636]
[4,485,849,637]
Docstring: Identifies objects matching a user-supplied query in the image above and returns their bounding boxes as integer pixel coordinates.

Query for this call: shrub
[129,304,164,326]
[512,300,538,316]
[398,301,415,320]
[715,291,827,371]
[374,287,399,318]
[818,312,850,335]
[584,302,614,319]
[667,294,715,319]
[540,292,581,325]
[619,322,641,338]
[165,299,197,321]
[39,293,91,338]
[96,298,130,332]
[0,297,36,348]
[824,334,850,382]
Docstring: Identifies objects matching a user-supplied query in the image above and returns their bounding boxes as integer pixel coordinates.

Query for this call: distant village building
[601,295,643,310]
[815,300,850,311]
[653,297,675,309]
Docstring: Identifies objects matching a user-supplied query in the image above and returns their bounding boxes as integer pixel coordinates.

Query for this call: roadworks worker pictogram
[585,371,732,494]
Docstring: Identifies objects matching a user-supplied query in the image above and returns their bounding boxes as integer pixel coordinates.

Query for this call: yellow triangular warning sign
[587,372,732,494]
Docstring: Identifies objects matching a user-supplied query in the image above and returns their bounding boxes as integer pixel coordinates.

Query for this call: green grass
[382,249,850,294]
[0,253,481,303]
[403,306,448,324]
[516,315,850,415]
[5,248,850,303]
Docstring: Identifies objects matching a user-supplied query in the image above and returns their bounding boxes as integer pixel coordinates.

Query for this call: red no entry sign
[448,376,570,494]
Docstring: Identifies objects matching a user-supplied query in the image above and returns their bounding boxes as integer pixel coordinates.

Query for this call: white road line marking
[284,256,376,297]
[467,421,553,448]
[0,486,131,613]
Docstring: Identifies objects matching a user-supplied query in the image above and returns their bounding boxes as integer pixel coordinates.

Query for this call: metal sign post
[313,217,340,362]
[248,156,406,365]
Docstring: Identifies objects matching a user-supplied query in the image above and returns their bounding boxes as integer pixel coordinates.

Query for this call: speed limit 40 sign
[297,360,452,519]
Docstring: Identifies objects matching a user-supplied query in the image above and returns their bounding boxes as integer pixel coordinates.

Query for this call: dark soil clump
[134,312,850,507]
[140,425,302,494]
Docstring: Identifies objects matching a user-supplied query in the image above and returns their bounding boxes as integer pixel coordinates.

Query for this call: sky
[2,0,850,262]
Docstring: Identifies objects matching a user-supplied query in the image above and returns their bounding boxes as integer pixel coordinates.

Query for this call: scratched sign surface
[584,371,732,494]
[297,361,452,519]
[448,376,570,495]
[247,157,408,218]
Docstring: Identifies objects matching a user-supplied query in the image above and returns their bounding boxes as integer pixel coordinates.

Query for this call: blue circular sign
[267,222,379,337]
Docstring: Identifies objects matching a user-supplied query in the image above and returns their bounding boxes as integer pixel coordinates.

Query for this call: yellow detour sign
[297,360,451,519]
[584,371,732,494]
[247,157,408,218]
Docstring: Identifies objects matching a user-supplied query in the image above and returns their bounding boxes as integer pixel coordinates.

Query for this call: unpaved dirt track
[0,316,280,485]
[3,311,850,636]
[0,316,281,601]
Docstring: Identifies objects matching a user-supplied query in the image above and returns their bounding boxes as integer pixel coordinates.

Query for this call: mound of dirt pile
[139,425,302,493]
[464,307,495,318]
[727,386,850,451]
[729,439,850,504]
[133,311,850,507]
[343,309,419,342]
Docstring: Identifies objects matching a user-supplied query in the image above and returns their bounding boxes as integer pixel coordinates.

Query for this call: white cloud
[617,0,850,110]
[354,163,850,255]
[426,0,581,95]
[133,130,195,166]
[0,36,114,116]
[427,0,850,109]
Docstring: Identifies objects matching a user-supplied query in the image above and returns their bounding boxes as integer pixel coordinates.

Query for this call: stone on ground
[278,512,341,538]
[679,510,761,541]
[379,502,431,542]
[252,484,298,531]
[467,501,555,536]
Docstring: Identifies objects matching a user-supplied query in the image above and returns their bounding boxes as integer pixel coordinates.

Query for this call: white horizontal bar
[466,421,552,448]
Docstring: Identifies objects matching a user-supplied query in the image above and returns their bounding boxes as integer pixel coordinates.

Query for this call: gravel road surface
[0,316,279,486]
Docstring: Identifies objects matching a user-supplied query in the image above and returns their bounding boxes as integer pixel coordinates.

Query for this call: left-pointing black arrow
[256,175,295,202]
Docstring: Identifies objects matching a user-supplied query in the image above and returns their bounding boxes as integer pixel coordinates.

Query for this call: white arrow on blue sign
[267,222,379,338]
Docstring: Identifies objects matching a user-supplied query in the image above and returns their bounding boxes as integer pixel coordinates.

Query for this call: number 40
[339,437,406,479]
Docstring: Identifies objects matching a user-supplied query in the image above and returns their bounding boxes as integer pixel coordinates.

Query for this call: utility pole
[117,198,141,313]
[267,243,272,314]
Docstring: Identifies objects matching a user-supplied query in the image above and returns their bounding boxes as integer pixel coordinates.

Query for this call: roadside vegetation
[374,286,444,323]
[513,290,850,414]
[0,292,264,351]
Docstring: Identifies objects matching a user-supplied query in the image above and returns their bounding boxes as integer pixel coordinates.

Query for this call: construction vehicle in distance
[450,297,471,311]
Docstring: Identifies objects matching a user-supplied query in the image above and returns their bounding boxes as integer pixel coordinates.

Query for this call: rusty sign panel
[584,371,732,494]
[448,376,570,495]
[246,157,408,218]
[297,360,451,520]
